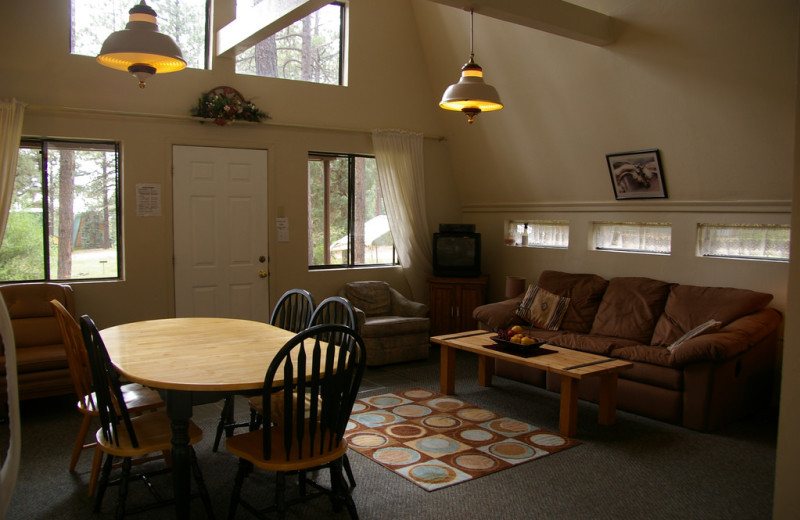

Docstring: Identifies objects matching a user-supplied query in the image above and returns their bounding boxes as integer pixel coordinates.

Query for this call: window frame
[505,219,569,249]
[696,223,790,262]
[70,0,212,70]
[1,138,123,283]
[307,151,398,270]
[591,221,672,255]
[234,1,346,86]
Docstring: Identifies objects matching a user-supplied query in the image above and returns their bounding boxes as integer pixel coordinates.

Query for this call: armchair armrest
[388,288,428,317]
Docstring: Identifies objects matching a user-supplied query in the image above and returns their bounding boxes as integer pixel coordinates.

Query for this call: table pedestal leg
[166,391,193,520]
[478,355,494,387]
[440,345,455,394]
[597,373,619,426]
[559,377,579,438]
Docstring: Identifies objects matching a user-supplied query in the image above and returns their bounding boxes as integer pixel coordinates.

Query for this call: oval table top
[100,317,298,392]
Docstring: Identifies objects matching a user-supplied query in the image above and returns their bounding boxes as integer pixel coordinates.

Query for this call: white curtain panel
[0,296,21,518]
[371,129,433,301]
[0,98,26,246]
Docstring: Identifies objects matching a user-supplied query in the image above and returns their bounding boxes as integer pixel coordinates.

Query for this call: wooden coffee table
[431,330,633,437]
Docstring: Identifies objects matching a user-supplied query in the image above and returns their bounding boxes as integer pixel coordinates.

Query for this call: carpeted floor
[2,346,778,519]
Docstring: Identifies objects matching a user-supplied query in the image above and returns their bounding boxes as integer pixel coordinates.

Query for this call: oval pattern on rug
[422,415,462,429]
[384,423,427,440]
[393,404,431,418]
[373,447,422,466]
[348,432,390,449]
[453,453,497,471]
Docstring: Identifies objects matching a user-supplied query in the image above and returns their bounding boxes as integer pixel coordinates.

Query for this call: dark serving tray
[489,336,546,351]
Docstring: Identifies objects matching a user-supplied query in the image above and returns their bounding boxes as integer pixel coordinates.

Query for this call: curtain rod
[26,104,446,142]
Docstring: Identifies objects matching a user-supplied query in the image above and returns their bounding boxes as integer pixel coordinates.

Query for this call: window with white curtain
[505,220,569,248]
[697,223,790,262]
[591,221,671,255]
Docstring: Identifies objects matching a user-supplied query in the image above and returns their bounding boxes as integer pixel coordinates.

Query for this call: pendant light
[439,9,503,124]
[97,1,186,88]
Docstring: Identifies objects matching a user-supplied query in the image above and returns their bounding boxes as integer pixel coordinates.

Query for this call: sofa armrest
[472,295,525,332]
[388,288,428,317]
[670,308,782,365]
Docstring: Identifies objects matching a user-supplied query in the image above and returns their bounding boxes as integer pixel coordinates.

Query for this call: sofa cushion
[651,285,773,346]
[545,332,642,356]
[345,281,392,317]
[515,284,570,330]
[590,277,672,344]
[537,271,609,334]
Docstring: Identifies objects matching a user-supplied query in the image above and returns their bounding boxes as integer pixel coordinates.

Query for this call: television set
[433,232,481,277]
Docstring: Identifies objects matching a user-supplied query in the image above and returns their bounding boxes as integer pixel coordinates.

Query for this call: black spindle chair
[226,324,366,520]
[79,315,214,520]
[213,288,316,452]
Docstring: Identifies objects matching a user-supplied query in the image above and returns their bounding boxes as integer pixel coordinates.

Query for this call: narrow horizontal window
[697,223,790,262]
[592,222,671,255]
[505,220,569,248]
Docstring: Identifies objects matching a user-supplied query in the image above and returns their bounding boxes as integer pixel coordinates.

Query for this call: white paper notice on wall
[276,217,289,242]
[136,183,161,217]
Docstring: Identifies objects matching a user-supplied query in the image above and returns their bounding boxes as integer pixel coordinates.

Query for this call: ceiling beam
[426,0,618,46]
[216,0,330,58]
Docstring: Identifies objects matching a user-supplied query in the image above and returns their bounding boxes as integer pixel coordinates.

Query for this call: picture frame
[606,149,667,200]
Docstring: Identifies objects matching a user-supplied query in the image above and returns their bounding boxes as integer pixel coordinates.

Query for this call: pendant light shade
[439,10,503,123]
[97,1,186,88]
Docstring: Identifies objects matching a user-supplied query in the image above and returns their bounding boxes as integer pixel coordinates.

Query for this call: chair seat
[226,426,348,472]
[78,383,163,415]
[95,410,202,458]
[360,315,430,337]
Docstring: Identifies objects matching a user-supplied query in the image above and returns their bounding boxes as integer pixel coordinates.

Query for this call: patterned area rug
[345,388,579,491]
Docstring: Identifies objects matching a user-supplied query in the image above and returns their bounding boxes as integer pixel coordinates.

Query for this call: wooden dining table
[100,317,299,520]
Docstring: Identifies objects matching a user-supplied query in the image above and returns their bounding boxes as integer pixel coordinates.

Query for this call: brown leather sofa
[1,283,76,412]
[473,270,782,431]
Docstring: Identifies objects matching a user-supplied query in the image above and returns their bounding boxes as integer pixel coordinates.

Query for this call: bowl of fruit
[491,325,545,351]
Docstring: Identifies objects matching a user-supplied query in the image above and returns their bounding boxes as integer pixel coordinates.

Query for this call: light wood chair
[80,315,214,519]
[50,300,165,497]
[226,324,366,520]
[212,288,316,452]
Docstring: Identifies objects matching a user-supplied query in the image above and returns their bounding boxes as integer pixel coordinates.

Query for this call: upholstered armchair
[342,281,430,366]
[0,283,76,416]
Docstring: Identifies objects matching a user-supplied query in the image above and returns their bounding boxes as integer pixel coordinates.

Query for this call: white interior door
[173,145,269,321]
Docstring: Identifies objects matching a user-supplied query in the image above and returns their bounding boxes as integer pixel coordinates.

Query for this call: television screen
[433,232,481,277]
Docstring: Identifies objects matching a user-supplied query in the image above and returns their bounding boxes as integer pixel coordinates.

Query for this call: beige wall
[411,0,794,314]
[0,0,460,328]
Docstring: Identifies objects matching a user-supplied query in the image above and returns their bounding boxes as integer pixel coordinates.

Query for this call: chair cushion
[590,277,672,344]
[360,316,430,338]
[345,281,392,317]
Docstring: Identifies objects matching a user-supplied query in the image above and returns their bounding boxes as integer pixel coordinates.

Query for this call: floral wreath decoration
[191,86,269,126]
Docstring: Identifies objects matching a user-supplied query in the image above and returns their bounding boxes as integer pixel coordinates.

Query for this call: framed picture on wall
[606,149,667,200]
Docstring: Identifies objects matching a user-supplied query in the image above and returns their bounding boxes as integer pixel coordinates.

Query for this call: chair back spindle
[270,289,315,333]
[80,315,139,449]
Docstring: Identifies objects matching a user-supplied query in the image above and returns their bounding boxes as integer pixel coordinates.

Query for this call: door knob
[258,270,268,278]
